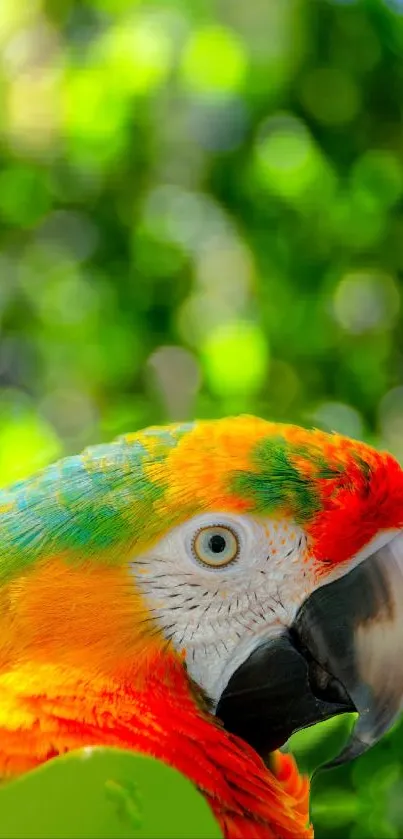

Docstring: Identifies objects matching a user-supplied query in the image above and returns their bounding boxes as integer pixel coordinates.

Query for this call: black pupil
[209,534,227,554]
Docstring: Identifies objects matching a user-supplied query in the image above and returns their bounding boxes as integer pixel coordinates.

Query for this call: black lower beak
[216,631,354,759]
[216,531,403,767]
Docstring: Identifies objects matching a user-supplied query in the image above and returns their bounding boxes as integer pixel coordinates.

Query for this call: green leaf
[0,747,223,839]
[287,714,357,776]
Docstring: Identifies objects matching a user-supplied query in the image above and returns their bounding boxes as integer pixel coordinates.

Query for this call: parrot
[0,415,403,839]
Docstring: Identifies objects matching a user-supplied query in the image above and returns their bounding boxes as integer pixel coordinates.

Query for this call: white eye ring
[192,525,240,568]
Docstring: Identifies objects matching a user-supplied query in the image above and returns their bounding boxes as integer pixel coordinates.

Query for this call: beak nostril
[289,625,352,707]
[290,622,354,708]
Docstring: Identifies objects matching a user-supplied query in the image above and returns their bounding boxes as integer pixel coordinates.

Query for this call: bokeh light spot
[379,387,403,462]
[202,321,269,397]
[309,401,364,439]
[97,16,173,94]
[0,408,61,484]
[333,270,400,333]
[0,0,43,48]
[143,185,229,253]
[62,66,129,162]
[255,113,331,202]
[187,95,248,152]
[35,211,99,262]
[181,25,247,93]
[385,0,403,13]
[147,346,200,421]
[5,67,60,154]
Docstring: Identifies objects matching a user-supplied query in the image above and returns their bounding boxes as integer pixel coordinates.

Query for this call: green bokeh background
[1,0,403,835]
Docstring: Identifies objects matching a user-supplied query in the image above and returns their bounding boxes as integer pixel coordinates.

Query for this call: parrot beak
[216,531,403,767]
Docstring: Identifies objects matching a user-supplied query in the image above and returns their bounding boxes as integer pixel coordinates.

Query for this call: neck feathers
[0,649,312,839]
[0,558,312,839]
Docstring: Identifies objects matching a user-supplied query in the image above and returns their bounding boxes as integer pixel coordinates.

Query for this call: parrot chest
[0,660,312,839]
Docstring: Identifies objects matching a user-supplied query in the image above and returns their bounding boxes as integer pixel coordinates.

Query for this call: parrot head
[121,415,403,766]
[1,414,403,829]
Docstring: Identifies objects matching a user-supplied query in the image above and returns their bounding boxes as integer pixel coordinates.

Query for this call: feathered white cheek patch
[132,513,316,703]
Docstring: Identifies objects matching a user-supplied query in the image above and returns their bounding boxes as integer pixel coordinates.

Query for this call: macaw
[0,415,403,839]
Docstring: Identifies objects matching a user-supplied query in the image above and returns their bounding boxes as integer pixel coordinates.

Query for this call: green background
[0,0,403,835]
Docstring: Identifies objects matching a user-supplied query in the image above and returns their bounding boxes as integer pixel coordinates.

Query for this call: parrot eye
[192,525,240,568]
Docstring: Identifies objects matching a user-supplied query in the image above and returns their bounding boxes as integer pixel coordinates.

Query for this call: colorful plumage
[1,415,403,838]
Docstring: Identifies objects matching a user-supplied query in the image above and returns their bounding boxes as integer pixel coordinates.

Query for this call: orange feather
[0,556,312,838]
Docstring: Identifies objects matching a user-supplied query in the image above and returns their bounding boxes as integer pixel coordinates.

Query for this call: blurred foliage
[0,0,403,835]
[0,747,222,838]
